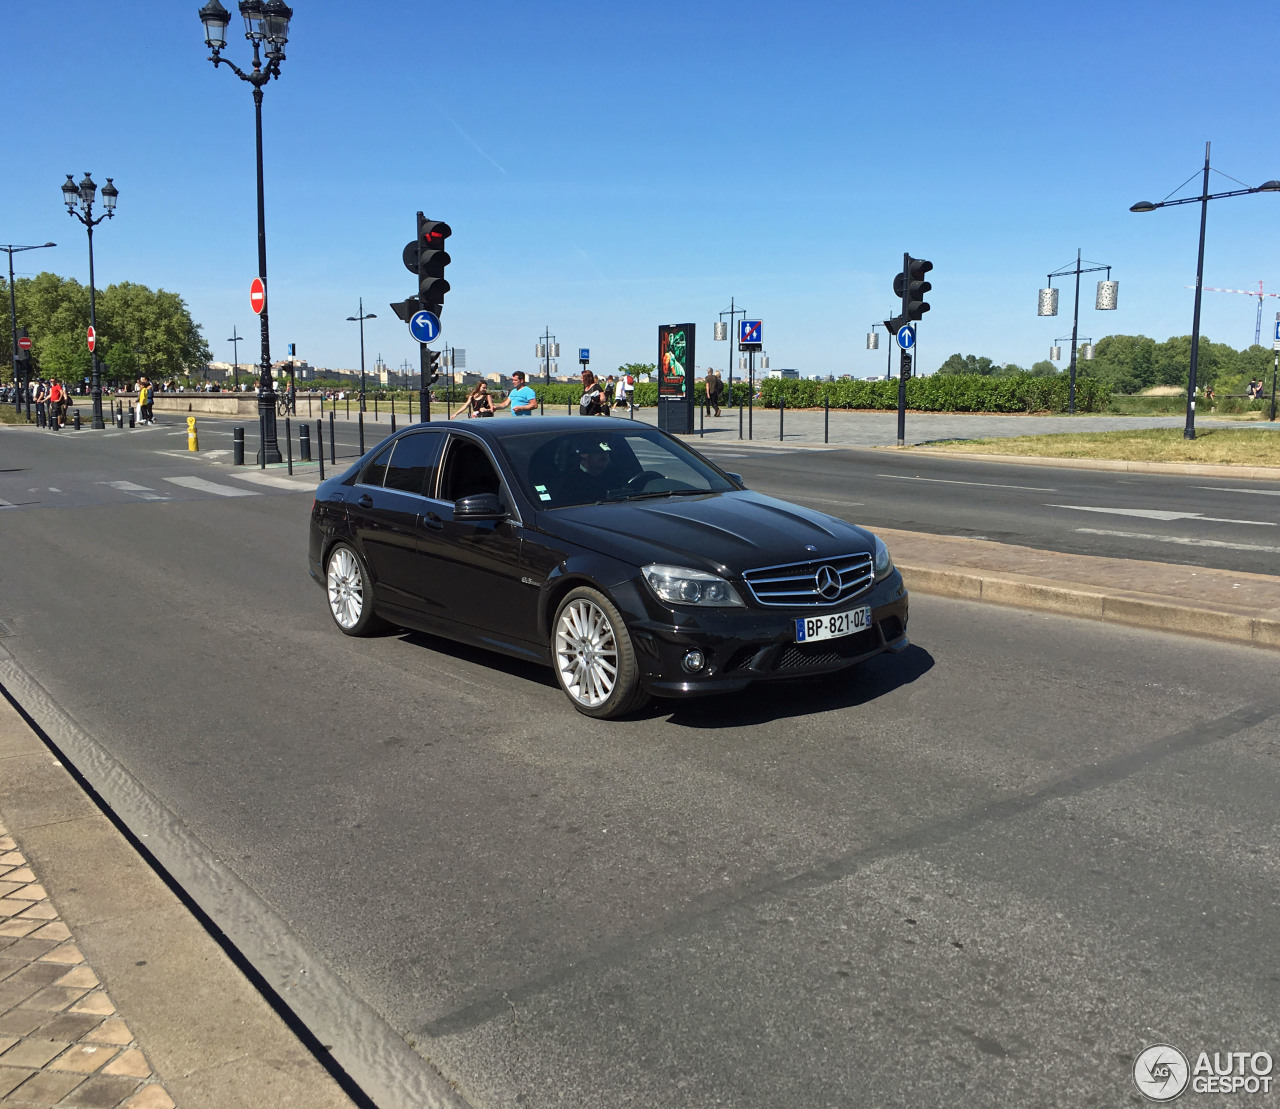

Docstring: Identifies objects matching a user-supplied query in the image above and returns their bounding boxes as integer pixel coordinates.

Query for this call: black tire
[324,543,390,636]
[551,586,650,719]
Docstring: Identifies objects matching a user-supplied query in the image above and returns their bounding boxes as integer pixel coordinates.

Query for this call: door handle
[422,512,444,530]
[358,494,373,508]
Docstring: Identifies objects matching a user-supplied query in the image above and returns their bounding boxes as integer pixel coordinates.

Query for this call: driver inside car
[561,441,617,504]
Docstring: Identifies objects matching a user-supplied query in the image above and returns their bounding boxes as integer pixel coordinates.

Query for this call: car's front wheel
[552,587,649,719]
[325,543,389,636]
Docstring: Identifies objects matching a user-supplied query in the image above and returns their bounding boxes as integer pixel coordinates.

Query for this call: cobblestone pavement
[0,827,175,1109]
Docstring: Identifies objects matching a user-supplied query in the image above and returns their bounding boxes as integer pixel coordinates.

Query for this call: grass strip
[915,427,1280,466]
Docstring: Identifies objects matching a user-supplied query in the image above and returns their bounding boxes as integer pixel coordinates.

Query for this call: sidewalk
[0,694,357,1109]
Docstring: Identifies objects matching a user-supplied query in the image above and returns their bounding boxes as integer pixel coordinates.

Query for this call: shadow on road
[654,643,934,728]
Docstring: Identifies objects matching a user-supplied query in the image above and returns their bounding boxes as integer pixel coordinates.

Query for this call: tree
[0,272,210,385]
[937,353,997,376]
[617,362,656,378]
[1087,334,1156,393]
[1028,360,1058,377]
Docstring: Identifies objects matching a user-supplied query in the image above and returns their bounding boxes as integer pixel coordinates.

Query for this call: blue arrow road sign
[740,319,762,345]
[896,325,916,350]
[579,348,590,362]
[1274,318,1280,344]
[409,310,441,344]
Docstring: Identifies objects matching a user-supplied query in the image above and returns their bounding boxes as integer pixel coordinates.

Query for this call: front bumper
[620,570,910,698]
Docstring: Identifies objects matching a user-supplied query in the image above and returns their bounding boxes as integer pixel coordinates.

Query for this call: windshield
[499,427,737,508]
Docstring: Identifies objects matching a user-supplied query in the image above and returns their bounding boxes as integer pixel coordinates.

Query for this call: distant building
[765,368,800,380]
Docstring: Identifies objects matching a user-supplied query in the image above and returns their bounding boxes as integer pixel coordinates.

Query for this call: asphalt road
[1,422,1278,1107]
[6,415,1279,575]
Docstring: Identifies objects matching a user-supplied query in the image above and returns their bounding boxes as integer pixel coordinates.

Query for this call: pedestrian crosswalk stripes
[98,480,169,501]
[227,470,313,490]
[163,476,258,497]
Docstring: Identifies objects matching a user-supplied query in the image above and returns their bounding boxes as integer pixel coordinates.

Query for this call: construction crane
[1186,280,1280,345]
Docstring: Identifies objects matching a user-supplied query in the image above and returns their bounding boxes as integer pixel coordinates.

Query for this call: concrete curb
[896,448,1280,481]
[0,689,360,1109]
[895,560,1280,650]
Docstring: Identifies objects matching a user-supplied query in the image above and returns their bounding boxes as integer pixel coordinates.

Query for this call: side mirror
[725,472,745,487]
[454,492,507,520]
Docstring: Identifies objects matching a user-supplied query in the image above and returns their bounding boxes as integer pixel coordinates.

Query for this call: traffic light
[425,348,441,385]
[893,256,933,321]
[884,314,907,336]
[415,214,451,316]
[397,212,452,320]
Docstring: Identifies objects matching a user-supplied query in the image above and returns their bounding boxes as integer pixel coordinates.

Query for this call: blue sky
[5,1,1280,378]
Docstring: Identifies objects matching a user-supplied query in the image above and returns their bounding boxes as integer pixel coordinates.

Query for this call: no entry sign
[250,277,266,315]
[17,337,31,351]
[87,326,96,352]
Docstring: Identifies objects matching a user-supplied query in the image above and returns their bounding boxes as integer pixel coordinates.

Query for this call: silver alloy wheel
[554,597,620,708]
[327,547,364,630]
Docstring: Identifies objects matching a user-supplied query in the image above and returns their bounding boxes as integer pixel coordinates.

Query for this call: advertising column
[657,323,695,434]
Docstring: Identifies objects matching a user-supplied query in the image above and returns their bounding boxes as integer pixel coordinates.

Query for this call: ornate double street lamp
[1130,141,1280,439]
[61,174,117,429]
[1037,250,1116,415]
[3,242,57,417]
[199,0,294,463]
[346,299,376,412]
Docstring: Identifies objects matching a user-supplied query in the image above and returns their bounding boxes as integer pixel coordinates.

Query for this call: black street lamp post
[1038,250,1115,415]
[346,299,376,411]
[4,242,57,417]
[199,0,293,463]
[1130,142,1280,439]
[227,325,243,389]
[60,174,116,429]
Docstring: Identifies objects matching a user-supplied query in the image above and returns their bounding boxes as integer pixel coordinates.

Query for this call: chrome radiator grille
[741,553,875,608]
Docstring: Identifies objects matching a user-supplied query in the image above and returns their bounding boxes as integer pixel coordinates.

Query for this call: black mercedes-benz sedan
[309,417,908,718]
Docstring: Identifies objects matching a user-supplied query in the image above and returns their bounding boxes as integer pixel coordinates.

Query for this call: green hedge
[750,374,1112,413]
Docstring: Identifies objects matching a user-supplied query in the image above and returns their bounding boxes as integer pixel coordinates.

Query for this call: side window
[384,432,444,496]
[439,437,502,502]
[358,443,394,487]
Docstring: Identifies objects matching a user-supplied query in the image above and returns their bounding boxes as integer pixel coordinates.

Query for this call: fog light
[682,649,706,673]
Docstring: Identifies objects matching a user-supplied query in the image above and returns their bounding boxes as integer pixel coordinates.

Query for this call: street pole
[358,297,367,412]
[228,325,242,389]
[252,85,282,462]
[1185,142,1211,441]
[1068,248,1081,415]
[1271,346,1278,423]
[720,298,745,406]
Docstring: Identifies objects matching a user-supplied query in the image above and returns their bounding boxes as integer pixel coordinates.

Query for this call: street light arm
[1130,185,1271,211]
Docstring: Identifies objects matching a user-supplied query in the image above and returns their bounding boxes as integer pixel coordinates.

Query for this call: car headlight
[873,535,893,580]
[643,564,745,607]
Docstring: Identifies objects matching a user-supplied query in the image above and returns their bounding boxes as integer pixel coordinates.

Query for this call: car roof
[401,416,656,441]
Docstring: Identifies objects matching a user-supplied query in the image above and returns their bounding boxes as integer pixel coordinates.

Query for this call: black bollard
[779,396,784,442]
[700,402,704,437]
[74,410,81,431]
[285,417,294,476]
[824,395,829,444]
[391,409,397,433]
[299,422,311,461]
[307,392,312,417]
[329,410,336,464]
[738,399,743,440]
[358,411,365,455]
[346,395,350,419]
[259,411,267,469]
[375,395,379,421]
[128,405,135,429]
[232,426,245,465]
[317,420,325,480]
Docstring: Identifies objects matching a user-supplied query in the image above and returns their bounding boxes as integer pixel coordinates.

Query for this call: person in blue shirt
[495,371,538,416]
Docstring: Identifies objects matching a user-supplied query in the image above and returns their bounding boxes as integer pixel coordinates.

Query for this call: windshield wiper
[619,487,712,501]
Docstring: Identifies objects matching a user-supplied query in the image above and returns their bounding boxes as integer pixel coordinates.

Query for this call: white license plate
[795,605,872,643]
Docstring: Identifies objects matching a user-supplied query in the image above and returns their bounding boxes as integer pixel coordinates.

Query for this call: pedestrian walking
[710,370,723,417]
[465,380,495,418]
[33,380,48,428]
[579,370,604,416]
[493,371,538,416]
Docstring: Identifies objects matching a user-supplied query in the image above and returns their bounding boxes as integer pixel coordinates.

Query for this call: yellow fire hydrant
[187,415,199,451]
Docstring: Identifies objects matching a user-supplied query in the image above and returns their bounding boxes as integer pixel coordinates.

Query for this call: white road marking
[227,470,313,491]
[47,488,62,494]
[880,474,1056,491]
[98,480,169,501]
[1050,504,1275,527]
[0,499,14,509]
[1195,486,1280,497]
[1075,528,1280,554]
[163,476,257,497]
[798,496,866,508]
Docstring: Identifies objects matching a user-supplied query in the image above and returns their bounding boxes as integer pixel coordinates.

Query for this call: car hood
[534,490,875,574]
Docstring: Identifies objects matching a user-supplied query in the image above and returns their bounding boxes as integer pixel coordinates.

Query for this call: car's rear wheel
[325,543,389,636]
[552,587,649,718]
